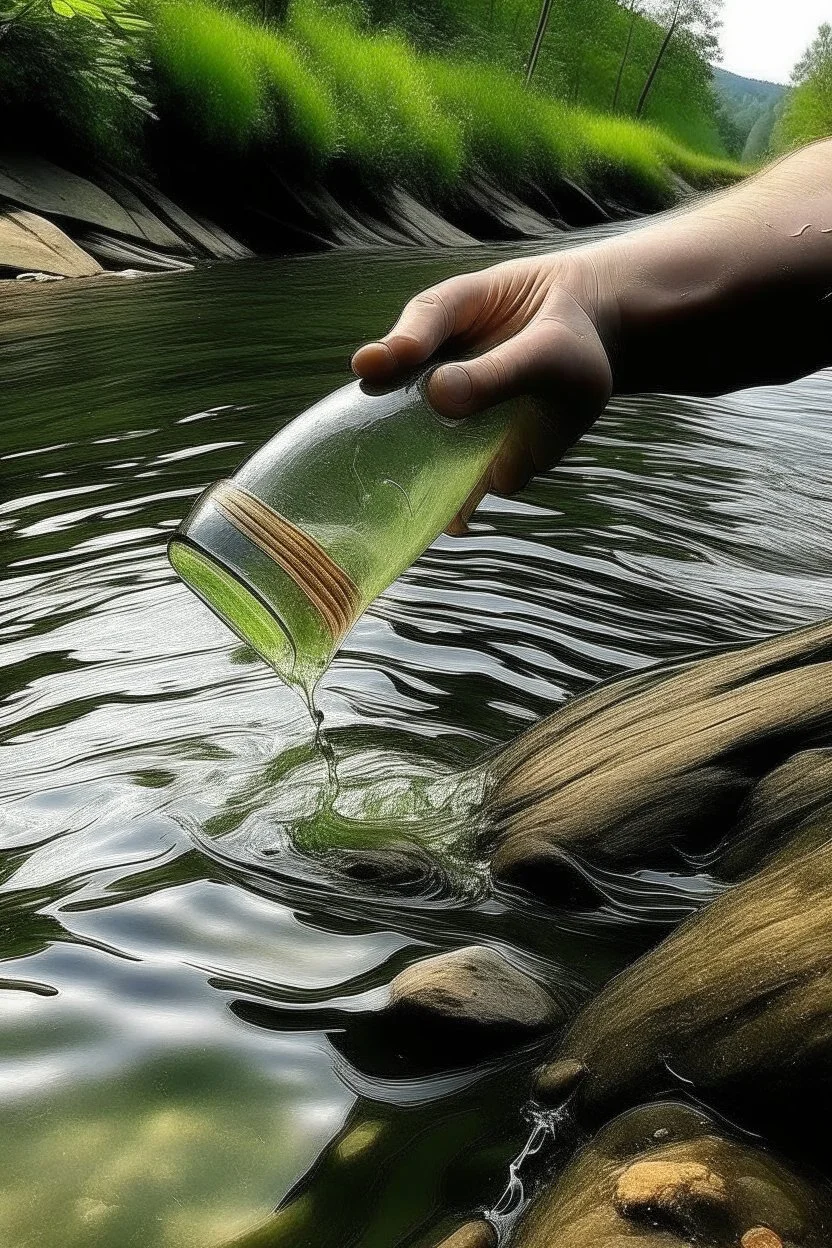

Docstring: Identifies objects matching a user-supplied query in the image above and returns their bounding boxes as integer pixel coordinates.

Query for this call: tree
[612,0,640,111]
[524,0,555,86]
[772,23,832,152]
[635,0,721,118]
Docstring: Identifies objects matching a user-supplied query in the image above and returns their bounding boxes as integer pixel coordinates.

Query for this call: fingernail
[440,364,473,406]
[351,342,395,377]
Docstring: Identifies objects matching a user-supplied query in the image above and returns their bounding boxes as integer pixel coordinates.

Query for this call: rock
[613,1157,729,1220]
[100,172,253,259]
[742,1231,784,1248]
[538,828,832,1159]
[0,155,182,247]
[0,209,101,278]
[482,619,832,903]
[386,187,478,247]
[510,1102,832,1248]
[431,1221,496,1248]
[0,155,251,271]
[78,232,196,272]
[331,945,565,1077]
[533,1057,586,1106]
[716,748,832,880]
[386,945,564,1052]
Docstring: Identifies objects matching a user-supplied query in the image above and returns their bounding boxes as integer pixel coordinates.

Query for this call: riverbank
[0,0,744,279]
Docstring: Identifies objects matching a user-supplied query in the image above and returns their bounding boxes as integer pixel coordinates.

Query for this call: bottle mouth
[168,538,298,676]
[210,480,360,643]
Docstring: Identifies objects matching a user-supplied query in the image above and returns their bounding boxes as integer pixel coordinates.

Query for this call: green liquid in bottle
[169,371,528,698]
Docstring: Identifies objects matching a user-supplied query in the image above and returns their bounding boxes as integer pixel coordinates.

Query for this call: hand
[351,251,617,504]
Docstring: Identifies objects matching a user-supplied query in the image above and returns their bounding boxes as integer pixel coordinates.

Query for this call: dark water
[3,229,832,1247]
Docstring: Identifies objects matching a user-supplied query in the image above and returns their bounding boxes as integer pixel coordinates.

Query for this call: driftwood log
[509,1102,832,1248]
[482,619,832,902]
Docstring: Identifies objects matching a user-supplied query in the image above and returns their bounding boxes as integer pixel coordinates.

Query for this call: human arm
[352,139,832,494]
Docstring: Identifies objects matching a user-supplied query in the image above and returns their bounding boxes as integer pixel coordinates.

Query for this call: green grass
[151,1,338,162]
[286,0,464,185]
[0,0,744,214]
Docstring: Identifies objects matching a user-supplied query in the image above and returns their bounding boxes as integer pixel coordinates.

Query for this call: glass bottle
[169,371,528,694]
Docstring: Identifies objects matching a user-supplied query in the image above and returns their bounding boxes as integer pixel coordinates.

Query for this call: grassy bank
[1,0,744,247]
[148,0,742,200]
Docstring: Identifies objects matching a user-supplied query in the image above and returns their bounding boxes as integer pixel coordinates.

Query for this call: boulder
[534,829,832,1160]
[511,1102,831,1248]
[716,748,832,880]
[482,619,832,903]
[0,209,101,278]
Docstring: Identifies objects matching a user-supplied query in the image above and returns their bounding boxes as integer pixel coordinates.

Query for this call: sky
[719,0,831,84]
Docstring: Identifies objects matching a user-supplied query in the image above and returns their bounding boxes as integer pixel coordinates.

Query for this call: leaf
[69,0,107,17]
[51,0,76,15]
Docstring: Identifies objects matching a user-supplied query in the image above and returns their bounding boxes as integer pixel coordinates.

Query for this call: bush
[286,0,463,186]
[0,0,149,162]
[151,1,337,162]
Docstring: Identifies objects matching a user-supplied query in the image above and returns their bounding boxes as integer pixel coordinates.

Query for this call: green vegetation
[712,66,784,162]
[0,0,744,234]
[148,0,740,203]
[0,0,150,160]
[773,22,832,154]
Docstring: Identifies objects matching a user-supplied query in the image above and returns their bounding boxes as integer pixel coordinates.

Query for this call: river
[3,229,832,1247]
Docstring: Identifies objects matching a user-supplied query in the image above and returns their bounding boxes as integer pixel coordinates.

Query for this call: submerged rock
[430,1221,496,1248]
[511,1102,831,1248]
[534,828,832,1160]
[483,619,832,903]
[386,945,563,1048]
[331,945,566,1077]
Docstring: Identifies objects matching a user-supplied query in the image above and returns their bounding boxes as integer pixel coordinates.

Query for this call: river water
[3,229,832,1248]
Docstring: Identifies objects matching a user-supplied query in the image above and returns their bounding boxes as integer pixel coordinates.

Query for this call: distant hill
[711,67,786,161]
[712,67,785,101]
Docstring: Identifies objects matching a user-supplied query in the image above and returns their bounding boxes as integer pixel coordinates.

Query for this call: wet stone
[387,945,563,1041]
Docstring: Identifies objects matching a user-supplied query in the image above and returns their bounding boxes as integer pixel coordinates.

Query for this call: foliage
[0,0,149,158]
[773,22,832,153]
[151,0,337,160]
[0,0,742,205]
[286,0,463,184]
[711,67,783,161]
[355,0,725,156]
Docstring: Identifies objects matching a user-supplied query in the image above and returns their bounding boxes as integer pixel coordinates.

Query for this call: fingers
[428,313,611,420]
[425,318,558,418]
[351,273,487,382]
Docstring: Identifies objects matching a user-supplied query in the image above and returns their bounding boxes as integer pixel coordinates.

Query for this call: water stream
[3,228,832,1246]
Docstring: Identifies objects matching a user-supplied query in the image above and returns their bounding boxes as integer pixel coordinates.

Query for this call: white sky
[719,0,831,83]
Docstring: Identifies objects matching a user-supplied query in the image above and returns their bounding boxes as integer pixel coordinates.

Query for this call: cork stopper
[211,480,360,641]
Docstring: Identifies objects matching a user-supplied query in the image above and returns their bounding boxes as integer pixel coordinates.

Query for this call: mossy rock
[511,1102,832,1248]
[535,828,832,1160]
[482,618,832,902]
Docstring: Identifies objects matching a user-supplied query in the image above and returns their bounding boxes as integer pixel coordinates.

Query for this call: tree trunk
[525,0,556,87]
[635,0,680,117]
[612,0,638,112]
